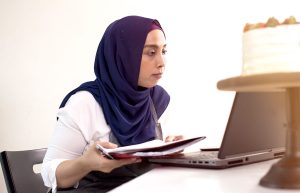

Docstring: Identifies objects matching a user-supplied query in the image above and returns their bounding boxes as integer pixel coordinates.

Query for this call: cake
[242,16,300,75]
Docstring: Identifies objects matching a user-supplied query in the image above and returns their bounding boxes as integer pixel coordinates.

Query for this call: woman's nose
[157,54,166,68]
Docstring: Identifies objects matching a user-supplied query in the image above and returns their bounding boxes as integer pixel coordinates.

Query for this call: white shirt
[41,91,112,192]
[41,91,168,192]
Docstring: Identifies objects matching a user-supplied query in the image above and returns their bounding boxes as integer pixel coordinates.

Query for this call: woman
[41,15,183,193]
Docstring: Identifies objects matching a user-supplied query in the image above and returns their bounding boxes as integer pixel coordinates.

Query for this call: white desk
[109,159,299,193]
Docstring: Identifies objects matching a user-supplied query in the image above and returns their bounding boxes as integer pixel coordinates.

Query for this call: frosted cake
[242,16,300,75]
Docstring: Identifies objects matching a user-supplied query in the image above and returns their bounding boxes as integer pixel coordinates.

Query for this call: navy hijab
[59,16,170,146]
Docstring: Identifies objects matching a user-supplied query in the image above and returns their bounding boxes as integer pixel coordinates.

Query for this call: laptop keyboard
[182,151,219,160]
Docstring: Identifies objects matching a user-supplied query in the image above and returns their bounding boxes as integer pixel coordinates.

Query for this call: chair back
[0,148,48,193]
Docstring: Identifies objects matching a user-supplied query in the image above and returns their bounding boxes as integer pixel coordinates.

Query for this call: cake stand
[217,72,300,189]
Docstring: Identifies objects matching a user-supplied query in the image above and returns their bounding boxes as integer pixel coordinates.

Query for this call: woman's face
[138,29,167,88]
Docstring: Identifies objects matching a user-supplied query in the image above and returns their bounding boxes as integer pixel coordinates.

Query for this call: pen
[96,144,115,160]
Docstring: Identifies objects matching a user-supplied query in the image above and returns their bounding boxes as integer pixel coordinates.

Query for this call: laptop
[148,92,287,169]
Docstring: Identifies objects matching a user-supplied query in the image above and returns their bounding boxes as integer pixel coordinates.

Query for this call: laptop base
[149,148,285,169]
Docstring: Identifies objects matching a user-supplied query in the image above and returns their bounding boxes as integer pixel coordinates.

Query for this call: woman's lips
[152,73,162,79]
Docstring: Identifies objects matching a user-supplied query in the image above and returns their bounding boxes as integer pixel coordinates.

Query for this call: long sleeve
[41,91,111,192]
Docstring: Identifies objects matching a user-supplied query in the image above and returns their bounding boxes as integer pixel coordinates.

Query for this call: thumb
[97,141,118,149]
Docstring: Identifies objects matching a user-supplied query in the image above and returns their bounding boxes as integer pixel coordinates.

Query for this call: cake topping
[243,16,299,32]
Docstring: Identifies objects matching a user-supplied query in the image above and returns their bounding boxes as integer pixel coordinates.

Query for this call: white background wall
[1,0,300,192]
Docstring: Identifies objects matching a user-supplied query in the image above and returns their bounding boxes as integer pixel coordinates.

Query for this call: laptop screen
[218,92,287,159]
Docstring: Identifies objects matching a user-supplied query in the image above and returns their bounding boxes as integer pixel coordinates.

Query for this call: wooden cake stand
[217,72,300,189]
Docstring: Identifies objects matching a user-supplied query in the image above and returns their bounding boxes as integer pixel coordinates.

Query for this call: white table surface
[109,159,299,193]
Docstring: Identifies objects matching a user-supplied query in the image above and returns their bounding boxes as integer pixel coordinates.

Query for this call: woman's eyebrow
[144,44,167,48]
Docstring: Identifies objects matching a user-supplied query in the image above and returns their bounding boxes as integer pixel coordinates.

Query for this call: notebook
[148,92,287,169]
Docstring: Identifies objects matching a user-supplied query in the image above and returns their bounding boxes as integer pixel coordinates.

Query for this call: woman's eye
[148,50,156,56]
[162,49,167,55]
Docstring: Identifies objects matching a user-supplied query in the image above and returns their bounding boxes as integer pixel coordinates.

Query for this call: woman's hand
[164,135,185,154]
[56,141,140,188]
[82,141,141,173]
[164,135,184,142]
